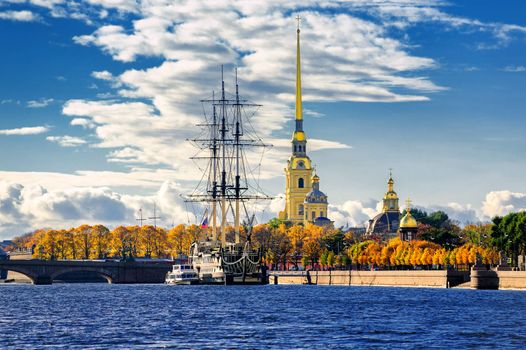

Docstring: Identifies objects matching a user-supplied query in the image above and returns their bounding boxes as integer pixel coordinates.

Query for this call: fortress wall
[497,271,526,290]
[271,270,467,288]
[348,270,449,288]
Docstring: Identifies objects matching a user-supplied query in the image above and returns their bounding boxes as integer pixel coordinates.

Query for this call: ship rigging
[184,67,272,284]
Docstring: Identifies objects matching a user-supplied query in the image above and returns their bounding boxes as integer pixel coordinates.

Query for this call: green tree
[327,251,335,268]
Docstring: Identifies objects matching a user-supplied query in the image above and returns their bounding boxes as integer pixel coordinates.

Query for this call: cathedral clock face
[297,161,305,169]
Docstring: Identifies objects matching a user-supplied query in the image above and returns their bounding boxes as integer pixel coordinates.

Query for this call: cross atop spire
[405,198,412,211]
[296,14,301,31]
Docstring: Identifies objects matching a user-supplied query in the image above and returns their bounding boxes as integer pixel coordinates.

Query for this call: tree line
[13,224,205,260]
[9,210,525,269]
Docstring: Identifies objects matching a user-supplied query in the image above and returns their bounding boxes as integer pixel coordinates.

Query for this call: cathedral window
[298,178,304,188]
[299,204,304,215]
[312,211,316,220]
[320,211,324,218]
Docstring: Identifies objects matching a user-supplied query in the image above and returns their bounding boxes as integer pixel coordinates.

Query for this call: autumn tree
[92,225,110,259]
[168,224,187,256]
[75,224,93,259]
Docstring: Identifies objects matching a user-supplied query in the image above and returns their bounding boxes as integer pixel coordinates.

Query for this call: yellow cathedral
[279,20,330,226]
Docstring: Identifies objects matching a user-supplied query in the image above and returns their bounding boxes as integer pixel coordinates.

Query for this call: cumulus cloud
[0,126,49,135]
[0,10,40,22]
[59,3,449,181]
[425,202,479,224]
[0,180,194,239]
[46,135,87,147]
[6,0,524,186]
[329,200,379,228]
[481,191,526,218]
[71,118,96,129]
[91,70,114,81]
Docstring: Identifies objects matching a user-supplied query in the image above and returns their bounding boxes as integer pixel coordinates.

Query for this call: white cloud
[502,65,526,72]
[0,169,182,191]
[46,135,87,147]
[61,4,445,181]
[85,0,139,13]
[27,98,54,108]
[91,70,114,81]
[329,200,379,228]
[71,118,96,129]
[0,126,49,135]
[0,10,40,22]
[481,191,526,218]
[0,180,194,240]
[426,202,479,224]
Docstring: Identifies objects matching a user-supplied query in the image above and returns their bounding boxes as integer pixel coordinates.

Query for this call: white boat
[189,241,226,284]
[165,264,199,285]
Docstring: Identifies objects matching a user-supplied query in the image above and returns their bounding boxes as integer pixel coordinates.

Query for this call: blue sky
[0,0,525,238]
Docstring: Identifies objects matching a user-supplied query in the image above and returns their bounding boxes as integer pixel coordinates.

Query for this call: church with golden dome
[399,199,418,241]
[366,172,419,241]
[278,20,331,227]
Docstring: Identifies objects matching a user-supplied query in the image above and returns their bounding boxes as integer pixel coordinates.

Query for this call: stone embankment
[270,269,526,290]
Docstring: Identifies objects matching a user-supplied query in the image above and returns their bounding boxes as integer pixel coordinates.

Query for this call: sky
[0,0,525,239]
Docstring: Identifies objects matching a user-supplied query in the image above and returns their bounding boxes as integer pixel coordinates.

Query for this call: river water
[0,284,525,349]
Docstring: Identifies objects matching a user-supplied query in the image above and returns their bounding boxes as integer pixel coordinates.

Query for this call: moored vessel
[165,264,199,285]
[185,68,271,285]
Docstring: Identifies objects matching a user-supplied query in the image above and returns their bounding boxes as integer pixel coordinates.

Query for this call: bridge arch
[50,267,115,284]
[0,265,38,284]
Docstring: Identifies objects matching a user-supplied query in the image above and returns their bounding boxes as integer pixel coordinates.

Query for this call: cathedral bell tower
[279,16,314,225]
[382,171,400,213]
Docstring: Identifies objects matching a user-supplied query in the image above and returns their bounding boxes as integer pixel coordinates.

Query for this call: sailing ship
[186,67,271,284]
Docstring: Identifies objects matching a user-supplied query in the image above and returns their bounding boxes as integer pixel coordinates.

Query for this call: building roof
[305,188,327,203]
[367,211,400,234]
[400,212,418,229]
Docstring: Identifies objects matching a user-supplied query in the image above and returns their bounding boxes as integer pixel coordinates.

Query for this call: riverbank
[269,269,526,290]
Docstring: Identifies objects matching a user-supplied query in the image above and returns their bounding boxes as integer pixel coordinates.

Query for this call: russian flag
[200,216,209,229]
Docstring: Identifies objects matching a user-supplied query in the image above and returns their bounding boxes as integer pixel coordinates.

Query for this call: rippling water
[1,284,525,349]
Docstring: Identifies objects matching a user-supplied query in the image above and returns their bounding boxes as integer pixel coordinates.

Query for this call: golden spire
[295,14,302,122]
[387,168,394,192]
[382,169,399,212]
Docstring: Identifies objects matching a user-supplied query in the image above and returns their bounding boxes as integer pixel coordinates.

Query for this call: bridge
[0,259,173,285]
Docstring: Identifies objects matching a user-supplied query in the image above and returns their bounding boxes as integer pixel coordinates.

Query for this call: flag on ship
[200,209,209,229]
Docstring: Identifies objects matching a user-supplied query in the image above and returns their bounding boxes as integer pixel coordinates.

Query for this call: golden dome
[312,173,319,182]
[400,212,418,229]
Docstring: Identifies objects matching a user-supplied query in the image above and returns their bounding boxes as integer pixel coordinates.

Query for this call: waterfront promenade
[269,269,526,290]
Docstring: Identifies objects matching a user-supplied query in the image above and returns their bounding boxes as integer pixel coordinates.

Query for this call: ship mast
[211,91,218,240]
[220,66,228,246]
[187,66,271,247]
[234,68,241,244]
